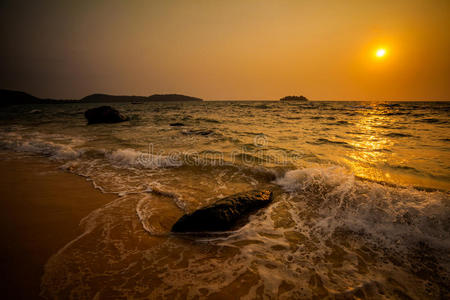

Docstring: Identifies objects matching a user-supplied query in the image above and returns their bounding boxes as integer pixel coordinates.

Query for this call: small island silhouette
[280,95,308,101]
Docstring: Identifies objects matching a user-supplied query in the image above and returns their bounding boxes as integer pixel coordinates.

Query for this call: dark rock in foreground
[171,190,273,232]
[84,106,129,124]
[170,122,185,126]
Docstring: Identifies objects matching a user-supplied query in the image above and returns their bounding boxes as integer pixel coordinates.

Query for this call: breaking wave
[0,131,84,160]
[107,148,182,169]
[275,166,450,251]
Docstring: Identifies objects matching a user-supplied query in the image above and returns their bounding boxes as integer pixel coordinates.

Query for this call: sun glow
[375,48,387,57]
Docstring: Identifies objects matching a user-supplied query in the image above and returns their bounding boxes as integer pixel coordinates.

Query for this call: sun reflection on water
[340,103,448,190]
[345,106,393,183]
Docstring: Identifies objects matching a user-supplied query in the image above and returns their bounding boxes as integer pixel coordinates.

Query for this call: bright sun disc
[376,48,386,57]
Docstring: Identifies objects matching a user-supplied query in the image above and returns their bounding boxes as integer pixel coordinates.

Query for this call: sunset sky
[1,0,449,100]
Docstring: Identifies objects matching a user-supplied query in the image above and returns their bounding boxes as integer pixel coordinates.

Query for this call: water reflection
[346,105,392,183]
[344,103,448,190]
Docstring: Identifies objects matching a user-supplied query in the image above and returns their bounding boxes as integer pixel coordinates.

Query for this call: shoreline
[0,154,116,299]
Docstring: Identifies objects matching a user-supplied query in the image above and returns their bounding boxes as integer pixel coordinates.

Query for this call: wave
[308,138,352,147]
[376,112,409,116]
[194,117,221,123]
[0,130,186,172]
[372,125,407,129]
[107,148,182,169]
[274,166,450,251]
[254,104,269,109]
[419,118,445,124]
[181,129,215,136]
[325,120,353,126]
[379,103,401,108]
[384,132,414,138]
[0,131,84,160]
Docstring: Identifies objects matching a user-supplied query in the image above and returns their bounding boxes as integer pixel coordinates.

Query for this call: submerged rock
[84,106,129,124]
[171,190,273,232]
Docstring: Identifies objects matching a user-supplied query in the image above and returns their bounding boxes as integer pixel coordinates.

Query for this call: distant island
[280,95,308,101]
[0,89,203,106]
[81,93,203,103]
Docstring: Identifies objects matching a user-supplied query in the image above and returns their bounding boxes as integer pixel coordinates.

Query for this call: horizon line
[2,88,449,102]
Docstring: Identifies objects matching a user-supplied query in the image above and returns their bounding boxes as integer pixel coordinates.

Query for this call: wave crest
[107,148,182,169]
[0,131,83,160]
[274,166,450,250]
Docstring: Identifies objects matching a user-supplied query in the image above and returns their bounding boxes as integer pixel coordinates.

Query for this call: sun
[375,48,386,58]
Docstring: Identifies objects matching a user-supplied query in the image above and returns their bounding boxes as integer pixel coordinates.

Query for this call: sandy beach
[0,154,115,299]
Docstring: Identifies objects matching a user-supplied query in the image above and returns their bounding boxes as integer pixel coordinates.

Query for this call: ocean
[0,101,449,298]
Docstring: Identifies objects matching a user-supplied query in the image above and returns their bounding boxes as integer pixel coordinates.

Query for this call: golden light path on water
[345,109,391,183]
[343,106,447,190]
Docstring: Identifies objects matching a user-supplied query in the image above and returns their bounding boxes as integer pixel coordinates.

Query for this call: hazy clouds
[1,0,449,100]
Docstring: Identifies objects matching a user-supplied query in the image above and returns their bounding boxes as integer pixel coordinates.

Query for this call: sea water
[0,101,449,298]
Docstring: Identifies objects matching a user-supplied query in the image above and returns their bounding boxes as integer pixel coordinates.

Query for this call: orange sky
[1,0,449,100]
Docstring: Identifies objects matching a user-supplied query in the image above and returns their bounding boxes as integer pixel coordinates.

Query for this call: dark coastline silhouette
[81,93,203,103]
[0,89,203,106]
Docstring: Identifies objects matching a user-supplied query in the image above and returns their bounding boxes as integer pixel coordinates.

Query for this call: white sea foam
[0,131,84,160]
[275,166,352,193]
[107,148,182,169]
[274,166,450,250]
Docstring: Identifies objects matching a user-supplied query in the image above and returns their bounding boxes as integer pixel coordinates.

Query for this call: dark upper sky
[1,0,449,100]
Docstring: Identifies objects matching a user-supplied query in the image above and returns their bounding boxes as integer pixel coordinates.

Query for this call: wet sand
[0,155,116,299]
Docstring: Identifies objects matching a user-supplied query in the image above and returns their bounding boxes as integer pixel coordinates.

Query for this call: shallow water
[0,101,449,298]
